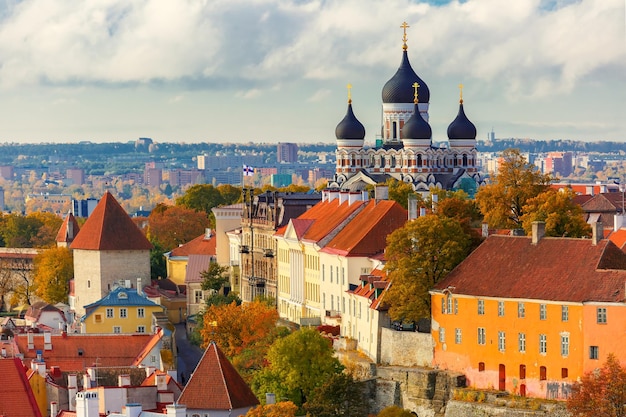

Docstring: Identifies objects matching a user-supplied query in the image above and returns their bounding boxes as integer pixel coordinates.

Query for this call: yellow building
[81,286,164,334]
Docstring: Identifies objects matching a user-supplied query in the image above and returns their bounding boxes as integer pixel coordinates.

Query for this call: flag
[243,164,254,176]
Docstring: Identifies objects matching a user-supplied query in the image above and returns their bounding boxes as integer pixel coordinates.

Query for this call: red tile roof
[70,192,152,251]
[350,269,390,310]
[15,333,153,372]
[609,229,626,250]
[322,200,407,257]
[131,329,164,366]
[169,232,216,257]
[178,341,259,410]
[434,235,626,303]
[56,212,80,244]
[0,358,43,417]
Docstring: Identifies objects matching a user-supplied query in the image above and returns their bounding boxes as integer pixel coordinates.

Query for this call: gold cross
[459,83,464,103]
[401,22,410,49]
[347,83,352,103]
[412,82,420,104]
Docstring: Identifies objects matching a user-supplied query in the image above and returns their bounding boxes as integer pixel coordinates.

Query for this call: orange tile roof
[350,269,390,310]
[0,358,43,417]
[169,232,216,257]
[609,228,626,250]
[15,333,153,372]
[285,199,365,243]
[434,235,626,303]
[322,200,407,257]
[131,329,164,366]
[70,192,152,251]
[178,341,259,410]
[56,212,80,243]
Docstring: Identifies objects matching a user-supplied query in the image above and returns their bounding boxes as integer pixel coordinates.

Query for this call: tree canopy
[32,247,73,304]
[147,204,209,251]
[476,148,553,229]
[245,402,298,417]
[384,214,472,322]
[303,373,369,417]
[520,188,591,238]
[568,353,626,417]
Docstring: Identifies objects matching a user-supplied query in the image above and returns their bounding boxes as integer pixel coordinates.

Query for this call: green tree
[253,328,344,407]
[520,188,591,238]
[387,178,422,210]
[568,353,626,417]
[476,148,553,229]
[303,373,369,417]
[1,213,42,247]
[384,215,472,322]
[377,406,415,417]
[200,262,229,292]
[32,247,73,304]
[149,239,167,280]
[176,184,225,215]
[217,184,243,205]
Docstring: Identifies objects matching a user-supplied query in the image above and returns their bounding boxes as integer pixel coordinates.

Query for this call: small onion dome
[335,101,365,140]
[382,51,430,104]
[402,103,432,140]
[447,101,476,140]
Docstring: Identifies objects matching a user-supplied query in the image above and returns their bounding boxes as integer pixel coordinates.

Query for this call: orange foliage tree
[200,300,283,378]
[147,204,209,251]
[245,401,297,417]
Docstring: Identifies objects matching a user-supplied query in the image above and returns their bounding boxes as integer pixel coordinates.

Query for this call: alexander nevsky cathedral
[329,22,482,196]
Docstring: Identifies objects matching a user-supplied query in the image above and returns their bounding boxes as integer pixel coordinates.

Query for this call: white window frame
[540,304,547,320]
[561,334,570,357]
[137,308,145,318]
[562,305,569,322]
[478,327,486,345]
[455,328,462,344]
[477,299,484,315]
[119,308,127,319]
[113,326,121,334]
[498,301,505,317]
[597,307,607,324]
[439,327,446,343]
[539,334,547,354]
[137,326,146,333]
[518,302,525,318]
[518,332,526,353]
[498,331,506,352]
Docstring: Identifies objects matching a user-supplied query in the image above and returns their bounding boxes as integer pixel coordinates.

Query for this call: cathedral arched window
[463,155,468,167]
[417,154,423,167]
[392,121,398,139]
[391,156,396,167]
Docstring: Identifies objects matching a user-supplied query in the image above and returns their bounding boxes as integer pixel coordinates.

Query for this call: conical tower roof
[70,192,152,251]
[56,212,80,244]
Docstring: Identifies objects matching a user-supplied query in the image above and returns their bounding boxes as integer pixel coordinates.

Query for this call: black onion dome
[402,103,431,139]
[447,102,476,139]
[382,51,430,104]
[335,102,365,140]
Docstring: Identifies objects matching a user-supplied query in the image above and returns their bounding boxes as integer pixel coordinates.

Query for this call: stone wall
[443,400,569,417]
[379,327,434,367]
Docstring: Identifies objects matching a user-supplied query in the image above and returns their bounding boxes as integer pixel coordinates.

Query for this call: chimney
[204,228,212,239]
[592,221,603,245]
[328,189,339,202]
[44,331,52,350]
[408,195,418,221]
[27,332,34,350]
[36,361,46,377]
[532,221,545,244]
[166,403,187,417]
[482,223,489,238]
[338,191,349,205]
[137,277,143,297]
[1,348,5,358]
[375,185,389,202]
[145,366,156,378]
[156,373,168,391]
[431,193,438,213]
[361,190,369,201]
[68,374,78,411]
[321,189,329,202]
[123,403,142,417]
[118,374,131,387]
[347,192,361,205]
[50,401,58,417]
[614,214,626,231]
[75,392,98,417]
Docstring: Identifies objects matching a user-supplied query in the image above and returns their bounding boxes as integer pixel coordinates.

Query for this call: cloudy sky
[0,0,623,144]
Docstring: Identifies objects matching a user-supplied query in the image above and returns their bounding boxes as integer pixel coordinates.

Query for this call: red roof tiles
[70,192,152,251]
[169,232,216,257]
[0,358,43,417]
[56,212,80,244]
[178,341,259,410]
[434,235,626,303]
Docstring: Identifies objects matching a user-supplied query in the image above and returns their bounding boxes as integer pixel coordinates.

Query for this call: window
[94,314,102,323]
[597,307,607,324]
[478,362,485,372]
[454,299,458,315]
[562,305,569,322]
[137,326,146,333]
[518,302,525,318]
[455,328,462,344]
[137,308,145,318]
[498,331,506,351]
[590,346,599,360]
[447,297,453,314]
[519,364,526,379]
[439,328,446,343]
[441,298,446,314]
[540,366,547,381]
[498,301,505,317]
[477,299,485,315]
[194,290,203,303]
[539,334,547,354]
[478,328,486,345]
[113,326,121,334]
[561,368,568,378]
[540,304,547,320]
[120,308,127,319]
[518,333,526,353]
[106,308,114,318]
[561,334,570,357]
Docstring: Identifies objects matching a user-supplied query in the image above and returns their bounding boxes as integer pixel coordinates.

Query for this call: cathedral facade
[329,23,482,196]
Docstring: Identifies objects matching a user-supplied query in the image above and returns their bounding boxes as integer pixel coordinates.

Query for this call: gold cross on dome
[412,82,420,103]
[401,22,410,49]
[347,83,352,103]
[459,83,464,102]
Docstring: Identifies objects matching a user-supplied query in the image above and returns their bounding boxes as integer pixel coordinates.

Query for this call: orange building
[431,222,626,400]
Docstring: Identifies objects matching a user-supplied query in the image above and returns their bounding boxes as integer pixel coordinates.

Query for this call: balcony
[263,248,274,258]
[239,245,249,254]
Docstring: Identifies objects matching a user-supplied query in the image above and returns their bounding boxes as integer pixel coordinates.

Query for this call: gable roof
[609,228,626,250]
[0,358,43,417]
[185,254,213,284]
[56,212,80,244]
[82,287,162,320]
[70,192,152,251]
[169,231,216,257]
[24,301,65,322]
[178,341,259,410]
[132,328,165,366]
[434,235,626,303]
[322,200,407,257]
[15,333,153,372]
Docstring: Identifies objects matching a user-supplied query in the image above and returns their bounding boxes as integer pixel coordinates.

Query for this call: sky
[0,0,623,145]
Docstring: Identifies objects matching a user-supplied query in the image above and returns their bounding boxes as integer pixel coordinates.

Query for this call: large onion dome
[382,50,430,104]
[447,101,477,140]
[335,101,365,140]
[402,103,431,139]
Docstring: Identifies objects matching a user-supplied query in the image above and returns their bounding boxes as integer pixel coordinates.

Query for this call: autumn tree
[176,184,225,215]
[377,406,415,417]
[476,148,553,229]
[386,178,422,210]
[200,300,283,379]
[520,188,591,238]
[384,214,472,322]
[245,402,298,417]
[252,328,344,407]
[568,353,626,417]
[28,212,64,248]
[303,373,369,417]
[32,247,73,304]
[435,189,483,250]
[147,205,209,251]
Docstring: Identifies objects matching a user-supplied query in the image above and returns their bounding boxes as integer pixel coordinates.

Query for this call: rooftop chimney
[118,374,131,387]
[532,221,545,244]
[204,228,212,239]
[482,223,489,238]
[166,403,187,417]
[592,221,603,245]
[50,401,58,417]
[137,277,143,297]
[408,195,418,221]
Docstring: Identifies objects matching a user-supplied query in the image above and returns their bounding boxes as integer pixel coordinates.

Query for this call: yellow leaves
[245,401,298,417]
[33,246,73,304]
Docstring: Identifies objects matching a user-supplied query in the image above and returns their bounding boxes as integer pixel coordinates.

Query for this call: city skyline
[0,0,623,144]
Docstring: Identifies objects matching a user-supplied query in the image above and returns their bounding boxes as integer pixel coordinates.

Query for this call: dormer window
[118,292,128,300]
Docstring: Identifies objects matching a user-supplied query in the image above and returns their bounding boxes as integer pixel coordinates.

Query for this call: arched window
[463,154,468,167]
[417,154,423,167]
[392,121,398,139]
